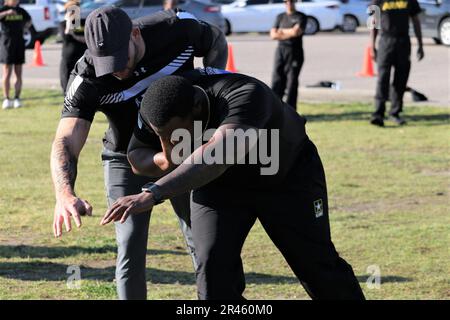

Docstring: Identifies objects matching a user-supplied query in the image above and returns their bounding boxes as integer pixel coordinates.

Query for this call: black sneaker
[389,115,407,125]
[370,117,384,127]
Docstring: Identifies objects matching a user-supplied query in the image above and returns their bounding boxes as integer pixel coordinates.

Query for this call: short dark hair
[140,76,195,127]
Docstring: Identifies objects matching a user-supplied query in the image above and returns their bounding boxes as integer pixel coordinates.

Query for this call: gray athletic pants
[101,148,196,300]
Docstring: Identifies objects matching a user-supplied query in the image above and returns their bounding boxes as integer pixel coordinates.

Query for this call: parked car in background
[0,0,59,48]
[221,0,341,35]
[419,0,450,45]
[324,0,369,32]
[79,0,226,32]
[303,0,370,32]
[54,0,69,23]
[338,0,370,32]
[208,0,234,3]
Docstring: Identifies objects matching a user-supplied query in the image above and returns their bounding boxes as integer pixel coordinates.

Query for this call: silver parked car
[418,0,450,46]
[309,0,371,32]
[80,0,226,32]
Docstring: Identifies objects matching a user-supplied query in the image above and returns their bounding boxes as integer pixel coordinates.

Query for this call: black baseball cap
[85,6,132,77]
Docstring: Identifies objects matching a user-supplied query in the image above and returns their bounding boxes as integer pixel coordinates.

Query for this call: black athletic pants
[60,43,86,94]
[191,140,365,300]
[271,45,304,110]
[374,36,411,119]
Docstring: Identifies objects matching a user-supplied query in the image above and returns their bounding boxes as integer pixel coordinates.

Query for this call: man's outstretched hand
[100,192,155,225]
[53,196,92,237]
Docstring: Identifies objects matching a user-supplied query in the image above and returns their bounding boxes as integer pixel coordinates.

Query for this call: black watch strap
[141,183,164,205]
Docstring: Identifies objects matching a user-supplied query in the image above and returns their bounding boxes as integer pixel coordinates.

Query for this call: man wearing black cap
[100,72,365,300]
[50,6,229,300]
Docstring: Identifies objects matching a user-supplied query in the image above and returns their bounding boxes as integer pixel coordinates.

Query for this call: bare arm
[50,118,93,236]
[0,9,16,19]
[127,134,176,178]
[371,28,378,61]
[270,25,302,40]
[203,24,228,69]
[270,28,279,40]
[101,123,257,225]
[411,14,424,61]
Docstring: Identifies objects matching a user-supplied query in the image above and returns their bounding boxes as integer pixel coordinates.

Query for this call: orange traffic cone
[31,41,45,67]
[226,44,237,73]
[357,45,375,77]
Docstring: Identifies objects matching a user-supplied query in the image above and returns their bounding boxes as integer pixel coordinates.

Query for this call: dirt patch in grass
[333,193,448,214]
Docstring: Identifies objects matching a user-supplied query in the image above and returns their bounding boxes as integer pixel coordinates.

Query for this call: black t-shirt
[61,10,217,153]
[59,20,87,58]
[133,70,309,188]
[273,11,307,49]
[372,0,421,37]
[60,20,85,44]
[0,5,31,37]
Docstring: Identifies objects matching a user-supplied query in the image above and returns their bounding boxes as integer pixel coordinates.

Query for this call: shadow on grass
[305,111,369,122]
[0,261,296,285]
[0,245,186,259]
[0,261,412,286]
[304,111,449,127]
[22,92,63,101]
[356,275,412,283]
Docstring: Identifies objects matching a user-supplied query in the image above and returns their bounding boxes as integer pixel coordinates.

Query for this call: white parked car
[221,0,342,35]
[338,0,371,32]
[311,0,370,32]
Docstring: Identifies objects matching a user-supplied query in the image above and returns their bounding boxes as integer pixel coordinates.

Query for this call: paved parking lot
[3,30,449,106]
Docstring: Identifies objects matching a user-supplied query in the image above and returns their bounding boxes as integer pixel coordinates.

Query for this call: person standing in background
[0,0,31,109]
[370,0,424,127]
[59,0,86,94]
[270,0,307,111]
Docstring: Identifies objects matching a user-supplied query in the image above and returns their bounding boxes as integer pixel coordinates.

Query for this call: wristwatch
[141,183,165,205]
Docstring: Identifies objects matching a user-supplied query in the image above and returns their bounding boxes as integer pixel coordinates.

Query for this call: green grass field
[0,89,448,300]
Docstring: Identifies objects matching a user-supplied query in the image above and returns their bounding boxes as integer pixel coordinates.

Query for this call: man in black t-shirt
[59,0,87,94]
[0,0,31,109]
[270,0,307,110]
[50,6,230,300]
[370,0,424,126]
[101,72,366,300]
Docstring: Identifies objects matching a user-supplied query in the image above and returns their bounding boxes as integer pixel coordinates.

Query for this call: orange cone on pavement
[226,44,237,73]
[357,45,375,77]
[31,41,45,67]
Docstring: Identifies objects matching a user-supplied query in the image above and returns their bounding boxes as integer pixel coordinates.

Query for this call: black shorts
[0,34,25,65]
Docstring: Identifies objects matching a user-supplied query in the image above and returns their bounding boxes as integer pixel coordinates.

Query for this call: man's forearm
[273,28,300,40]
[51,137,78,198]
[371,28,378,48]
[412,16,423,47]
[155,144,230,200]
[128,148,175,178]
